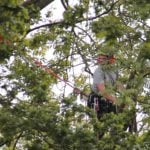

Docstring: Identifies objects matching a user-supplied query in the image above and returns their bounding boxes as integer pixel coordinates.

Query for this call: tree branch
[26,20,65,34]
[60,0,68,10]
[26,0,120,34]
[87,0,120,21]
[22,0,55,10]
[12,132,24,150]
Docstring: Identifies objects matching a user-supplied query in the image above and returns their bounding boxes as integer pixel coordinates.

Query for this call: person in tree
[88,51,120,119]
[87,50,122,139]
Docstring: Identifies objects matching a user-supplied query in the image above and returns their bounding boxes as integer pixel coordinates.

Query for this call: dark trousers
[87,92,117,139]
[87,92,117,119]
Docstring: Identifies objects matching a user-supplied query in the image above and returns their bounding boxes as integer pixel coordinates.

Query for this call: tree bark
[22,0,55,10]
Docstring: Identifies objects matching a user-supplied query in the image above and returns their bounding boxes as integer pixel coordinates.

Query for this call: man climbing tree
[0,0,150,149]
[86,49,121,138]
[88,50,118,114]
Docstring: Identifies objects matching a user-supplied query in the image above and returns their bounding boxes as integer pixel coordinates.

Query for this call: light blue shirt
[92,65,118,93]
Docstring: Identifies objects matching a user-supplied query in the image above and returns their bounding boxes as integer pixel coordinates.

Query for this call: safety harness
[87,92,117,118]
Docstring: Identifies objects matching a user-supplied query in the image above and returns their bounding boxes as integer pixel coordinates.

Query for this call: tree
[22,0,55,10]
[0,0,150,149]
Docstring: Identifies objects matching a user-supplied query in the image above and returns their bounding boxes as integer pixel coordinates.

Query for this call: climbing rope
[33,58,88,98]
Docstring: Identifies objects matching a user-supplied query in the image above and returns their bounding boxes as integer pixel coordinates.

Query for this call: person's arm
[96,83,116,104]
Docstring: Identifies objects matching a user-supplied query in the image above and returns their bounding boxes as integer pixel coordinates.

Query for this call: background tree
[0,0,150,149]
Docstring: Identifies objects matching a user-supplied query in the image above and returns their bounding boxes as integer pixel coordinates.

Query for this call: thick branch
[61,0,68,10]
[26,20,64,34]
[22,0,55,10]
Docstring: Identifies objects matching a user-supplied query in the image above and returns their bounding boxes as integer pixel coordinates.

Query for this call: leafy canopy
[0,0,150,149]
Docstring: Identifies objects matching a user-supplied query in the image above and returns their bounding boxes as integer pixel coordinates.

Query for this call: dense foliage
[0,0,150,149]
